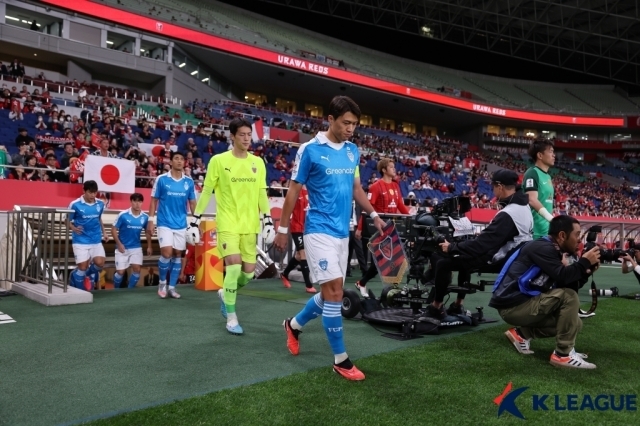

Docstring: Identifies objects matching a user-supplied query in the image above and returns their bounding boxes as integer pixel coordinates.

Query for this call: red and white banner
[252,119,265,142]
[84,156,135,194]
[138,143,177,157]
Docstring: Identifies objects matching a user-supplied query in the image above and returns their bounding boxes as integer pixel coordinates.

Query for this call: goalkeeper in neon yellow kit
[188,117,274,335]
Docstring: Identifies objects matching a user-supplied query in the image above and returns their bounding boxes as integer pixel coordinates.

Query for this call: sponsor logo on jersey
[167,192,186,196]
[231,177,257,183]
[325,168,355,175]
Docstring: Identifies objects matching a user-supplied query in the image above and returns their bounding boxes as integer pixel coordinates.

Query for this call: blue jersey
[68,197,105,245]
[292,132,360,239]
[151,172,196,230]
[113,209,149,250]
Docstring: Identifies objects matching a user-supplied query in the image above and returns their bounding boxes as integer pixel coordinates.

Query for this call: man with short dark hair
[148,151,196,299]
[490,215,601,369]
[44,154,67,182]
[524,139,555,239]
[15,128,34,147]
[60,143,76,169]
[190,117,272,335]
[67,180,110,290]
[112,193,153,289]
[274,96,385,381]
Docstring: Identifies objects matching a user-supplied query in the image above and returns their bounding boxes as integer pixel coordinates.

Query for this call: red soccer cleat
[333,364,366,381]
[282,318,300,355]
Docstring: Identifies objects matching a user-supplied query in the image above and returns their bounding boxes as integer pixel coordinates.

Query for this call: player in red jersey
[355,158,410,297]
[280,186,316,293]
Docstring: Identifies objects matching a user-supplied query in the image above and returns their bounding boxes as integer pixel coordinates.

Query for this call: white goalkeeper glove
[186,215,201,245]
[261,214,275,245]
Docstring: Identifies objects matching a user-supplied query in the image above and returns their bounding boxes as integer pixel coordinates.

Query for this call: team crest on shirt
[346,148,355,163]
[222,242,227,250]
[184,182,189,191]
[319,258,328,271]
[252,163,257,174]
[389,189,394,196]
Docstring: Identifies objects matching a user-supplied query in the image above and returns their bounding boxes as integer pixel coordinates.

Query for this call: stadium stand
[101,0,640,115]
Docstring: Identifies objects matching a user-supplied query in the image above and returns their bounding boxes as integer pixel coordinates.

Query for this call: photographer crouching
[621,247,640,284]
[424,170,533,319]
[490,215,601,369]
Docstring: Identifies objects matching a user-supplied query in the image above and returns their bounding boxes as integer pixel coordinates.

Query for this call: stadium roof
[237,0,640,89]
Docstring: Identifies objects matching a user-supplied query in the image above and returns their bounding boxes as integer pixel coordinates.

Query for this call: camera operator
[621,250,640,283]
[424,170,533,318]
[489,215,600,369]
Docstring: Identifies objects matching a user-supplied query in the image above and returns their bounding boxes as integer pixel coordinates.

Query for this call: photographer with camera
[490,215,601,369]
[621,247,640,282]
[424,170,533,318]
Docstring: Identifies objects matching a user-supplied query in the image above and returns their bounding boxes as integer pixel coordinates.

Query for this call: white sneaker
[158,283,167,299]
[550,350,596,369]
[355,281,368,298]
[504,328,534,354]
[168,288,181,299]
[569,348,588,359]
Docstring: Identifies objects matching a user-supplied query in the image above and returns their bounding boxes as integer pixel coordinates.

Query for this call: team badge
[156,22,163,32]
[390,189,394,196]
[184,182,189,190]
[222,242,227,250]
[252,163,257,174]
[319,258,328,271]
[379,236,393,260]
[346,149,355,163]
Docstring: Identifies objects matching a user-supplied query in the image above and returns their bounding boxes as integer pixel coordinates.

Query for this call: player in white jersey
[274,96,384,381]
[67,180,109,291]
[148,151,197,299]
[111,193,153,289]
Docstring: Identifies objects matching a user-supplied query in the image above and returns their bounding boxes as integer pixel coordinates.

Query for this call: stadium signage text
[473,104,506,116]
[277,55,330,75]
[43,0,626,127]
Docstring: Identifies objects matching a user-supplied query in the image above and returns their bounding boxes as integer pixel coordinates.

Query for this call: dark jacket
[449,191,532,265]
[489,238,594,310]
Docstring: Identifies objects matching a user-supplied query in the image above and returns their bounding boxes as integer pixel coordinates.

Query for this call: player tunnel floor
[0,269,633,426]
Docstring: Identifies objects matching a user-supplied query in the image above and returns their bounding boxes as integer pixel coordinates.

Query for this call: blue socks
[158,256,171,284]
[322,301,346,356]
[113,272,123,289]
[294,293,324,327]
[169,258,182,288]
[128,273,140,288]
[70,269,86,289]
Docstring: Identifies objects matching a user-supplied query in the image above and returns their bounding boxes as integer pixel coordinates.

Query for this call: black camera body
[584,225,636,263]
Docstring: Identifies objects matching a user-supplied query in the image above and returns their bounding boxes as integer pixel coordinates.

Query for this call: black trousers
[348,230,368,272]
[429,252,477,303]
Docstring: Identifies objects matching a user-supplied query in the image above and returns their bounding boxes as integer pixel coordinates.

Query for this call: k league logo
[319,259,328,271]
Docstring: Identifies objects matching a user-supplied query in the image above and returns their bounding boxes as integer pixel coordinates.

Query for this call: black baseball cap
[491,169,519,186]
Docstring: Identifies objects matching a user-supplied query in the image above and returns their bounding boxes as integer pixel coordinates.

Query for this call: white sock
[290,317,302,330]
[334,352,348,364]
[227,312,238,327]
[159,281,167,290]
[168,285,176,290]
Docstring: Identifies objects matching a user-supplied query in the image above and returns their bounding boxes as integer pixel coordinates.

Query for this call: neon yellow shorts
[217,232,257,264]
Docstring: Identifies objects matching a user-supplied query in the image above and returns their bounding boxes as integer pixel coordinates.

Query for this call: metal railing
[2,207,73,293]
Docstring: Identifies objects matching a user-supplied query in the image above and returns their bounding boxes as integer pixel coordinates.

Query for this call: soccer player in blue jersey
[67,180,109,291]
[111,193,153,289]
[148,151,197,299]
[274,96,385,381]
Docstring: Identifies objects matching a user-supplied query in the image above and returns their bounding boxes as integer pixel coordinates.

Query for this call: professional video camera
[584,225,636,263]
[407,196,474,283]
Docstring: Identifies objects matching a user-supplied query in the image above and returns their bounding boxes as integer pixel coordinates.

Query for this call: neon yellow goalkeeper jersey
[196,151,269,234]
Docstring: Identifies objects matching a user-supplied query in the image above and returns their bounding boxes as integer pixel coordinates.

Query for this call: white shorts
[115,248,144,271]
[157,227,186,251]
[303,233,349,285]
[72,243,106,264]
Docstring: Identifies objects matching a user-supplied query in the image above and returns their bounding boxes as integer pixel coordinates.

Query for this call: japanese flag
[84,156,135,194]
[252,119,264,142]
